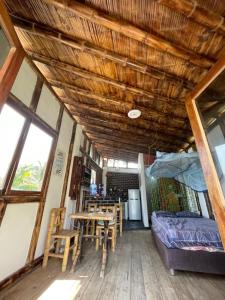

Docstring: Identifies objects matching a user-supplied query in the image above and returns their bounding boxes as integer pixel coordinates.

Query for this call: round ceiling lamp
[128,109,141,119]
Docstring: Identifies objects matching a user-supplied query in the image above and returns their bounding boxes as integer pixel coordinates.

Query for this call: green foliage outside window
[12,162,46,191]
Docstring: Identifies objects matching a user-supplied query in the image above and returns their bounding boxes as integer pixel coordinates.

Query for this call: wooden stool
[85,203,97,241]
[42,208,79,272]
[96,205,117,252]
[115,203,123,237]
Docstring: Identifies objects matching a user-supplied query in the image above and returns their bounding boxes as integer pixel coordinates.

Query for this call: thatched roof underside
[5,0,225,161]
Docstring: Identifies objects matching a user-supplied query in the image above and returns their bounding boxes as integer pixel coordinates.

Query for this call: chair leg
[120,208,123,237]
[99,228,103,246]
[42,235,52,268]
[55,238,61,254]
[85,220,89,241]
[111,229,115,252]
[91,220,95,242]
[72,235,79,260]
[96,227,99,251]
[62,238,70,272]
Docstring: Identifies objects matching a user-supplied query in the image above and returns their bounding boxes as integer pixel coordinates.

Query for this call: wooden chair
[85,203,97,241]
[115,203,123,237]
[42,208,79,272]
[96,205,117,252]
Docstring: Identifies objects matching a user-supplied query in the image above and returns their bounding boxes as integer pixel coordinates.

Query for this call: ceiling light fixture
[128,109,141,119]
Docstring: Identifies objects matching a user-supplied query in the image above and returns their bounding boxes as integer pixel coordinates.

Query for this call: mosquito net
[145,151,207,192]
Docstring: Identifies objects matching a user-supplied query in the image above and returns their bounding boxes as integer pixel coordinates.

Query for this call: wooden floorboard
[1,230,225,300]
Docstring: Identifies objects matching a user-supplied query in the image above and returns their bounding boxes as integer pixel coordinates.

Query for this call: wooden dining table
[70,212,114,278]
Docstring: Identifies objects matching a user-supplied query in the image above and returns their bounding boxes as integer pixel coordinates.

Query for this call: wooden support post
[0,2,24,110]
[185,53,225,249]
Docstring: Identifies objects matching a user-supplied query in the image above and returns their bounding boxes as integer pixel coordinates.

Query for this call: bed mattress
[151,215,223,251]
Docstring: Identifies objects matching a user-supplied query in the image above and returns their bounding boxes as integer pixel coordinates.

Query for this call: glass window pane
[0,104,25,189]
[114,160,127,168]
[91,169,96,184]
[0,26,10,69]
[99,157,103,168]
[107,159,114,167]
[12,124,53,191]
[128,162,138,168]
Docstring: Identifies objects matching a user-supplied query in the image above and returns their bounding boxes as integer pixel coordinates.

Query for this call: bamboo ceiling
[4,0,225,161]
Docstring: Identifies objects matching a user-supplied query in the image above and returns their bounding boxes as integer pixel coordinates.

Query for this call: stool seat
[42,208,79,272]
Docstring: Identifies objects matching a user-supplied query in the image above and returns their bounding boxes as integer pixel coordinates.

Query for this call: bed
[151,211,225,275]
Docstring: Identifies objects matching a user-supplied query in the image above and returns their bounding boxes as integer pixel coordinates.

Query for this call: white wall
[64,124,84,229]
[36,84,60,129]
[11,59,37,107]
[0,57,80,282]
[35,110,74,258]
[0,59,40,281]
[0,203,38,280]
[138,153,149,227]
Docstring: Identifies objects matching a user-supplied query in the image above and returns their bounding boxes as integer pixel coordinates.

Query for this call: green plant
[12,162,46,191]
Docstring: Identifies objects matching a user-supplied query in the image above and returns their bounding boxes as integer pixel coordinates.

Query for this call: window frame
[185,53,225,248]
[0,2,24,110]
[0,95,57,197]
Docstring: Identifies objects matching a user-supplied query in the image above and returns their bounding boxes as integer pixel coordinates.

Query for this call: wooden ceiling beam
[87,131,178,152]
[51,79,187,121]
[69,103,189,139]
[74,113,185,146]
[86,131,148,148]
[159,0,225,36]
[90,136,148,153]
[55,89,189,131]
[98,150,138,162]
[11,14,194,90]
[84,125,178,148]
[94,141,146,154]
[29,51,186,108]
[99,148,138,157]
[44,0,213,68]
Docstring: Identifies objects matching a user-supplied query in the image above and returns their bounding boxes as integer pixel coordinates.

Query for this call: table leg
[70,219,84,273]
[100,220,109,278]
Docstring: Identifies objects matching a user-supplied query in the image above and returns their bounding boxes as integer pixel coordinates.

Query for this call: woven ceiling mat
[4,0,225,159]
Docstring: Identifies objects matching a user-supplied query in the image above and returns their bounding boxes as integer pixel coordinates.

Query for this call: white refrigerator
[128,189,141,220]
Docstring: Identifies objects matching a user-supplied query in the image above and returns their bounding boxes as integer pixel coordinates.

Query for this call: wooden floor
[1,230,225,300]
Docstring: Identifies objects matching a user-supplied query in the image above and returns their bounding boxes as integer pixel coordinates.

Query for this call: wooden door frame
[186,54,225,248]
[0,1,24,110]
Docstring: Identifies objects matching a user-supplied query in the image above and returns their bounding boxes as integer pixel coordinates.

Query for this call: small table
[70,212,114,278]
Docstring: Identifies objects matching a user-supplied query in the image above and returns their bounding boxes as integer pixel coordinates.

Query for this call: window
[90,145,93,158]
[0,99,55,194]
[99,156,103,168]
[0,104,25,189]
[91,169,96,184]
[0,26,10,69]
[128,162,138,168]
[114,160,127,168]
[107,159,114,167]
[11,124,53,191]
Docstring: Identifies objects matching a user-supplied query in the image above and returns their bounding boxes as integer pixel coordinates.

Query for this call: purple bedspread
[151,215,223,250]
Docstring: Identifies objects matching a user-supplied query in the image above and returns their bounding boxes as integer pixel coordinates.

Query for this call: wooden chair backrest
[49,208,66,235]
[99,205,116,216]
[88,203,98,212]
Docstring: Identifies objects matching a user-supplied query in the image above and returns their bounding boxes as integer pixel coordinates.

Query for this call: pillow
[152,211,176,218]
[176,211,201,218]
